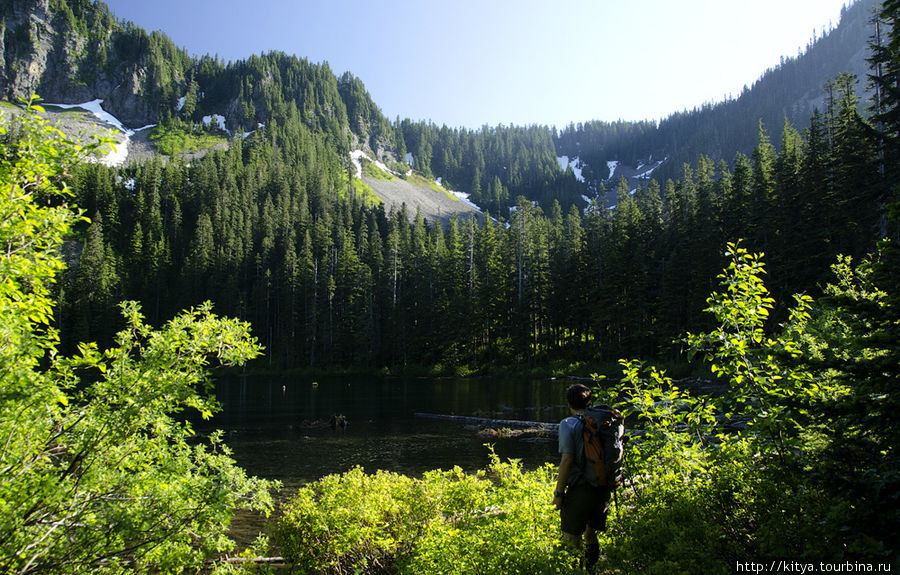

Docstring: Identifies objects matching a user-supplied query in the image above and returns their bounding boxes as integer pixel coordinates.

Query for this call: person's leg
[560,484,590,543]
[562,530,581,548]
[560,485,589,566]
[583,486,611,569]
[583,525,600,568]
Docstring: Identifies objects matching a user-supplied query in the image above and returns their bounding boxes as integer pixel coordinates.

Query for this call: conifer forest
[1,0,898,572]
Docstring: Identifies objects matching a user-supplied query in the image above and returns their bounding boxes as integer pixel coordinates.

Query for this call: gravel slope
[363,175,482,225]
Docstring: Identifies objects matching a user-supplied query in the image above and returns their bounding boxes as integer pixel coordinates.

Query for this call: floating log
[414,412,559,431]
[477,427,554,440]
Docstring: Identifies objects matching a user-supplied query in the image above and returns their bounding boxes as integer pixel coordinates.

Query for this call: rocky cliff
[1,0,174,127]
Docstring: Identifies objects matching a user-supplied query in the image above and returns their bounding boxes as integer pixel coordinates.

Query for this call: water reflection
[201,375,573,489]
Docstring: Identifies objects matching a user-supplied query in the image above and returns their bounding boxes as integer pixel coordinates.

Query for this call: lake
[203,374,578,491]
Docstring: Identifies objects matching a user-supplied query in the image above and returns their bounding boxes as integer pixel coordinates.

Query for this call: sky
[101,0,851,129]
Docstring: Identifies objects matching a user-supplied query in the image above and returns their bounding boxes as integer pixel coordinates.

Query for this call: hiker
[552,383,612,570]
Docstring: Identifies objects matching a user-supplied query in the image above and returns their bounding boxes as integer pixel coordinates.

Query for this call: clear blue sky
[102,0,850,129]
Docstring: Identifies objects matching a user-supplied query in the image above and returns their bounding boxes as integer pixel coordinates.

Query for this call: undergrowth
[149,124,227,155]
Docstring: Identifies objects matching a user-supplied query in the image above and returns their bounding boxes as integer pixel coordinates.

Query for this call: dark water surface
[202,374,573,490]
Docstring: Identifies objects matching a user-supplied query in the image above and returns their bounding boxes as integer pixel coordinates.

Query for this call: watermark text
[735,561,893,574]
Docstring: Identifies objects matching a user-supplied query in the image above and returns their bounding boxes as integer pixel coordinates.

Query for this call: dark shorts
[560,483,612,536]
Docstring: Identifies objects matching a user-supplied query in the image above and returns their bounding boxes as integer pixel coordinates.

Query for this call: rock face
[1,0,157,127]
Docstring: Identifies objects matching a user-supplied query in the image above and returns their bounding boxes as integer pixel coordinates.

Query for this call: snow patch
[635,157,667,179]
[557,155,584,183]
[607,160,619,180]
[373,158,391,173]
[350,150,365,179]
[242,123,265,138]
[202,114,228,133]
[451,190,481,210]
[102,140,129,167]
[405,152,414,167]
[48,99,129,134]
[175,96,186,111]
[350,150,393,179]
[44,99,132,167]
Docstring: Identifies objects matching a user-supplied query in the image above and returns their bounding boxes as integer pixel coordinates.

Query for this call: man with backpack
[552,383,625,570]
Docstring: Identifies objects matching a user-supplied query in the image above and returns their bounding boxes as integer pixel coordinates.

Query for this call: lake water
[203,374,576,491]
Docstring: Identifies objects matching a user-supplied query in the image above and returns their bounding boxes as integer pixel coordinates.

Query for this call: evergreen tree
[67,213,119,346]
[750,120,777,249]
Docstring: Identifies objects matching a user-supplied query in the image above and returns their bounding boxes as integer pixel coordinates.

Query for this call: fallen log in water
[414,412,559,431]
[477,427,554,440]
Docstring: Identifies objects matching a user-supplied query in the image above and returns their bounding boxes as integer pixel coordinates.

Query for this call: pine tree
[774,118,808,292]
[800,110,834,275]
[68,214,120,346]
[828,73,880,257]
[869,0,900,206]
[750,120,777,249]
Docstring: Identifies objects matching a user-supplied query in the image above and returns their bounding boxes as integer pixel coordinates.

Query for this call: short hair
[566,384,592,410]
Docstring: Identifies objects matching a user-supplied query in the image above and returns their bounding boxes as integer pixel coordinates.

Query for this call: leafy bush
[598,242,898,571]
[277,453,577,574]
[278,467,431,572]
[0,101,277,574]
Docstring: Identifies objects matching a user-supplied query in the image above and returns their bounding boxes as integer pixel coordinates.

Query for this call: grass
[352,177,382,206]
[361,157,395,181]
[405,172,461,201]
[342,169,383,207]
[148,124,227,156]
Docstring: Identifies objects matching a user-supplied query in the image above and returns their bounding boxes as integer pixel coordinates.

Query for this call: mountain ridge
[555,0,878,202]
[0,0,879,215]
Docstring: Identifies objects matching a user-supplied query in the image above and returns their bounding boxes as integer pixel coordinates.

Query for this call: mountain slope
[555,0,878,202]
[0,0,393,152]
[1,0,879,215]
[1,0,472,221]
[351,151,482,223]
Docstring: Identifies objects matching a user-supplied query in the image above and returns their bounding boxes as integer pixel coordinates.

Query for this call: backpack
[576,404,625,489]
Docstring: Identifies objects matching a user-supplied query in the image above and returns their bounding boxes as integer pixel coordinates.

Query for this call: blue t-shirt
[558,415,580,454]
[559,413,599,485]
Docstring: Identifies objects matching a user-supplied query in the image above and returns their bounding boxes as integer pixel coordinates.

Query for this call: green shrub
[361,157,394,181]
[598,242,898,571]
[405,459,575,575]
[0,100,276,575]
[277,454,577,574]
[278,467,432,573]
[350,175,382,206]
[149,124,227,155]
